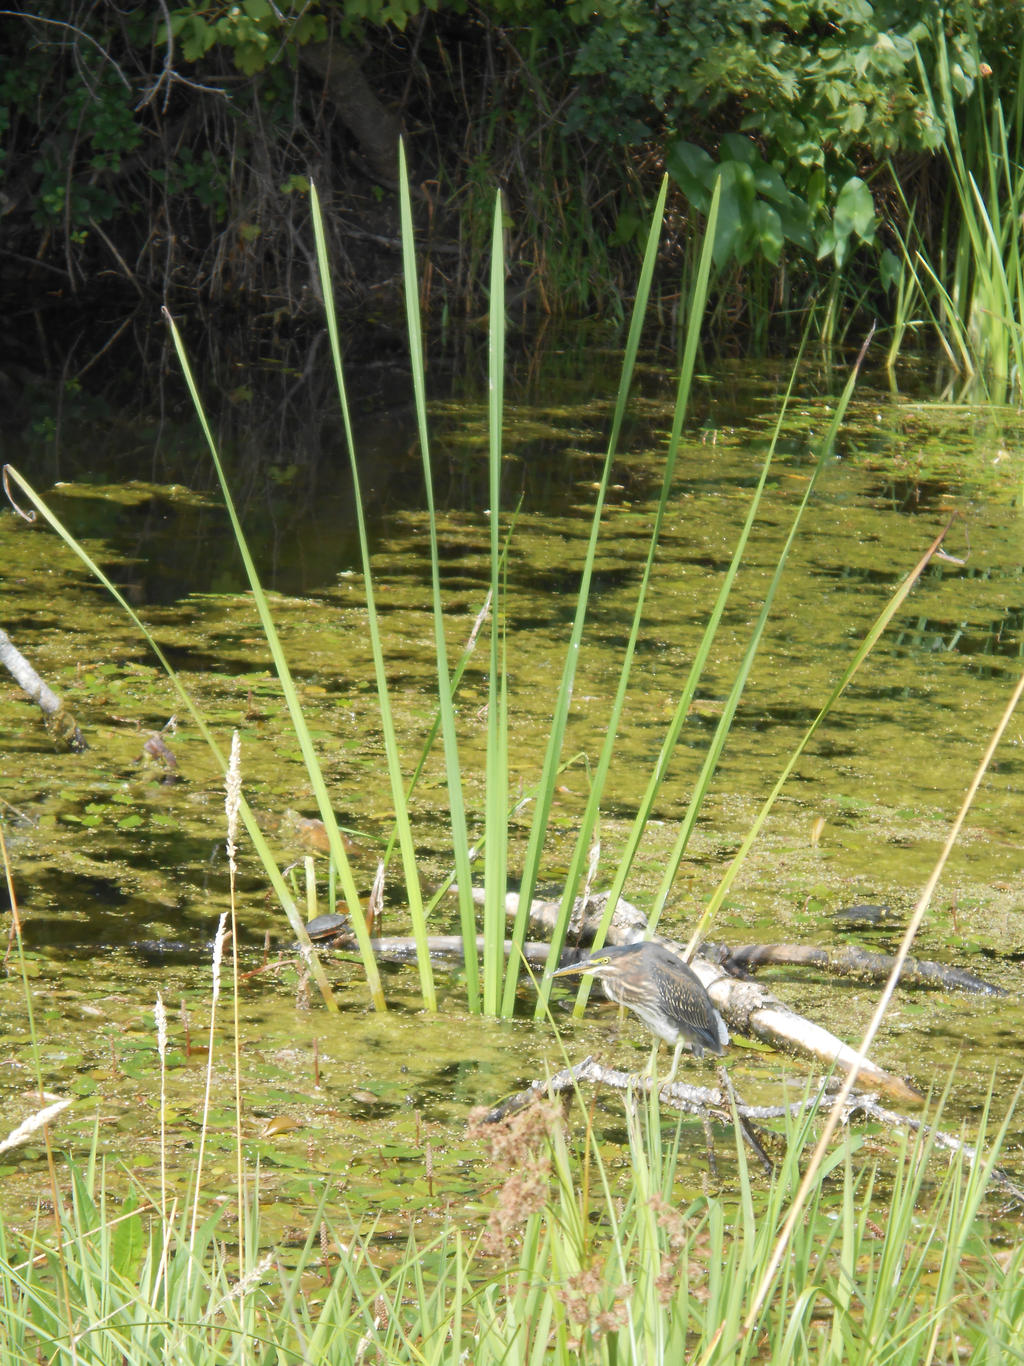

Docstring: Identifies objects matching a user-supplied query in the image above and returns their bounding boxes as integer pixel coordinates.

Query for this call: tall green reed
[398,141,480,1009]
[5,147,925,1033]
[903,28,1024,398]
[309,181,437,1011]
[517,174,706,1019]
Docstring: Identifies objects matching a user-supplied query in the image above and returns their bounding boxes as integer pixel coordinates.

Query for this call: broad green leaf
[664,139,715,206]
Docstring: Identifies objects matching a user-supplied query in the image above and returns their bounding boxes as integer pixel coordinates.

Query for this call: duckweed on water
[2,357,1023,1277]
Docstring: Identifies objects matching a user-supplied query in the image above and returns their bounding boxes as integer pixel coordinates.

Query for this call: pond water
[1,328,1023,1242]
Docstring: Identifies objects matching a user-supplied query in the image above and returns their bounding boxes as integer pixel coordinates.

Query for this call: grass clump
[6,154,878,1025]
[1,1058,1019,1364]
[887,25,1024,399]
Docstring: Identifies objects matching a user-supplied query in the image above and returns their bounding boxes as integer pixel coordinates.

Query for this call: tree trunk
[299,41,400,187]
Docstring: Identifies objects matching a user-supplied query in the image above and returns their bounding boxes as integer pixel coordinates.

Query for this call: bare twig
[0,627,87,752]
[0,12,130,87]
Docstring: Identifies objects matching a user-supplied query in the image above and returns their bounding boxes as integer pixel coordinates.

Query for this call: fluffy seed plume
[155,992,167,1061]
[211,912,229,1005]
[0,1099,73,1155]
[225,730,242,870]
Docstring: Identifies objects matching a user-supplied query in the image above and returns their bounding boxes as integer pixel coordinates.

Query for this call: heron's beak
[551,959,593,977]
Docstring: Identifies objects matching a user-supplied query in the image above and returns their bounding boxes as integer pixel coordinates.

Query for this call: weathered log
[310,926,558,969]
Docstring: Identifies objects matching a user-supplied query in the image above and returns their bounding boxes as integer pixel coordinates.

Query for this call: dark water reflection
[2,325,1023,1228]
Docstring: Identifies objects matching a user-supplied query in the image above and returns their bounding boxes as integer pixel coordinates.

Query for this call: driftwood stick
[0,627,86,752]
[481,1054,727,1124]
[482,1061,1023,1201]
[723,942,1007,996]
[846,1093,1024,1204]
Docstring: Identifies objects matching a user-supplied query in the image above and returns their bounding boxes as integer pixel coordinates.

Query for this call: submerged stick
[305,922,560,968]
[723,942,1007,996]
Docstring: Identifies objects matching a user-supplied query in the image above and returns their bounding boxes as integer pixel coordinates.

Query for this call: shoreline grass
[0,1023,1019,1364]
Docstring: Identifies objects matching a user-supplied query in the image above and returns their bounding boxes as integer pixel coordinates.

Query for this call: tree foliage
[567,0,1016,272]
[1,0,1022,334]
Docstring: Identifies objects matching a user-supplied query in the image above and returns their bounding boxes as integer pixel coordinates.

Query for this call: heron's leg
[652,1038,685,1081]
[661,1039,684,1087]
[626,1041,661,1093]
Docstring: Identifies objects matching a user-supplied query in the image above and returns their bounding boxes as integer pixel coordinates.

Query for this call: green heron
[552,940,727,1084]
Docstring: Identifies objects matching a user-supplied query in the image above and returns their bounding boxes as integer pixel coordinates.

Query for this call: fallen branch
[479,1059,1024,1203]
[481,1055,774,1172]
[0,627,86,752]
[481,1054,722,1123]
